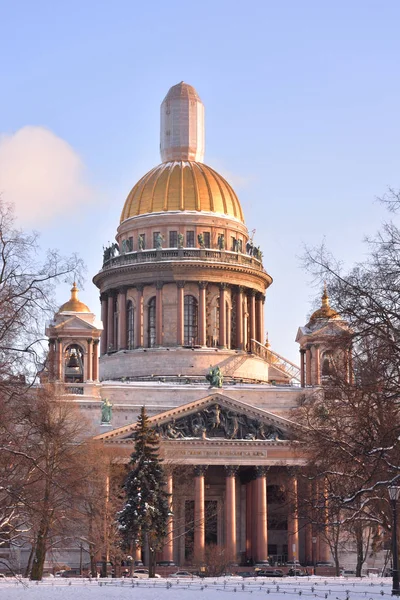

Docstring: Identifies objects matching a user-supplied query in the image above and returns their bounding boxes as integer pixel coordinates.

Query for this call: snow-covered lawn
[0,576,394,600]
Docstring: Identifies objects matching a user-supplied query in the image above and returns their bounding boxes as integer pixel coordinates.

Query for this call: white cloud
[0,126,93,227]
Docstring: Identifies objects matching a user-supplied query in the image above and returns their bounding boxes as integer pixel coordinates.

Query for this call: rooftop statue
[206,365,223,388]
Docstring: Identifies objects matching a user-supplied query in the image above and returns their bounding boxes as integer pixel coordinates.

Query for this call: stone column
[93,340,99,381]
[118,287,127,350]
[135,285,144,348]
[226,304,232,349]
[305,521,313,566]
[194,465,207,563]
[86,339,93,381]
[261,295,265,345]
[107,293,115,352]
[48,339,56,380]
[225,466,238,562]
[318,482,331,562]
[100,293,108,355]
[255,466,269,563]
[177,281,185,346]
[57,339,63,381]
[248,290,256,347]
[306,346,312,385]
[164,472,174,563]
[256,293,264,343]
[236,287,244,350]
[198,282,207,346]
[300,349,306,387]
[246,480,253,560]
[156,281,163,346]
[251,478,258,563]
[287,470,299,563]
[314,345,321,385]
[219,284,227,348]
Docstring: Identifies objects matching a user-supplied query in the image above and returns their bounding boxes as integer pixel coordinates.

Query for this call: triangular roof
[94,392,297,444]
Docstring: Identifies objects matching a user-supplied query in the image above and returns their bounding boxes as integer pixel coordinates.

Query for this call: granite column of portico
[225,466,238,561]
[305,346,312,385]
[163,472,174,563]
[245,479,253,560]
[194,465,207,562]
[198,282,207,346]
[287,469,299,562]
[57,339,63,380]
[255,466,269,563]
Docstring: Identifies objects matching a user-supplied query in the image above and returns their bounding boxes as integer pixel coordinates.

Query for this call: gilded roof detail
[120,161,244,223]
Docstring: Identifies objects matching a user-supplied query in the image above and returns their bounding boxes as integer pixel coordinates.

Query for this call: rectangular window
[186,231,195,247]
[203,232,211,248]
[169,231,178,247]
[128,237,133,252]
[238,239,243,253]
[231,236,236,251]
[153,232,160,248]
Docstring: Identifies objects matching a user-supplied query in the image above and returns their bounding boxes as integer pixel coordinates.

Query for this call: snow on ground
[0,576,394,600]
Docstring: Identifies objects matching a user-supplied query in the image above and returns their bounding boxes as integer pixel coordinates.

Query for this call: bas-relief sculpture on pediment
[130,403,287,441]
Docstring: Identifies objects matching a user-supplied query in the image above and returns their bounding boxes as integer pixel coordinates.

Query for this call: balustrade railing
[250,339,301,382]
[102,248,265,271]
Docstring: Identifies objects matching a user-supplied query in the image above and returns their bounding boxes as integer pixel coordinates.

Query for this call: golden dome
[309,287,338,323]
[59,283,90,313]
[120,161,245,223]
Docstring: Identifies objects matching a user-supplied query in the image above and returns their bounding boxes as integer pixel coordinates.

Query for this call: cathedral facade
[45,83,350,569]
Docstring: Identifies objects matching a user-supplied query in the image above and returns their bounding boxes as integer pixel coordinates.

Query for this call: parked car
[257,569,284,577]
[288,568,308,577]
[169,570,199,578]
[240,571,256,578]
[132,568,161,579]
[157,560,175,566]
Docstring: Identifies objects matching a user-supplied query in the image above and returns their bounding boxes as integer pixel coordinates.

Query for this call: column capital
[136,284,145,292]
[177,280,185,289]
[93,339,100,346]
[300,348,306,355]
[225,465,239,477]
[156,281,164,290]
[237,285,246,294]
[118,286,128,295]
[198,281,208,290]
[219,282,230,291]
[287,466,300,479]
[255,466,270,478]
[194,465,208,477]
[86,338,93,345]
[48,338,55,346]
[248,289,256,297]
[100,292,108,302]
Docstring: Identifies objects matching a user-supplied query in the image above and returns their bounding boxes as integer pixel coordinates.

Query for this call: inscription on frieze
[156,403,287,441]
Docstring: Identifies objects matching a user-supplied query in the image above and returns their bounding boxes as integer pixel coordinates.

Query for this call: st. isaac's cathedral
[44,83,353,570]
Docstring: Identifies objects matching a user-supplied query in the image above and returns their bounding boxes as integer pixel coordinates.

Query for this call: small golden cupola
[58,283,91,313]
[308,286,339,324]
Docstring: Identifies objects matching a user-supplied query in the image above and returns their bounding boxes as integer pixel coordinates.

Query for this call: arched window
[148,297,156,348]
[322,352,333,378]
[127,300,134,349]
[184,295,198,346]
[64,344,84,383]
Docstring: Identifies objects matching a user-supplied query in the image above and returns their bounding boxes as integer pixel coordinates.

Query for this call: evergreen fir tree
[118,406,170,577]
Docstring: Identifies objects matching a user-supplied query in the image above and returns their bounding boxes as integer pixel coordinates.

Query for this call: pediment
[52,315,98,332]
[95,393,296,443]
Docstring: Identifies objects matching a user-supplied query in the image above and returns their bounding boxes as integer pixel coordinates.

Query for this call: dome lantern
[160,82,205,162]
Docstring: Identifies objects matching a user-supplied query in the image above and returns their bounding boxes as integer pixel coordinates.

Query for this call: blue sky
[1,0,399,364]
